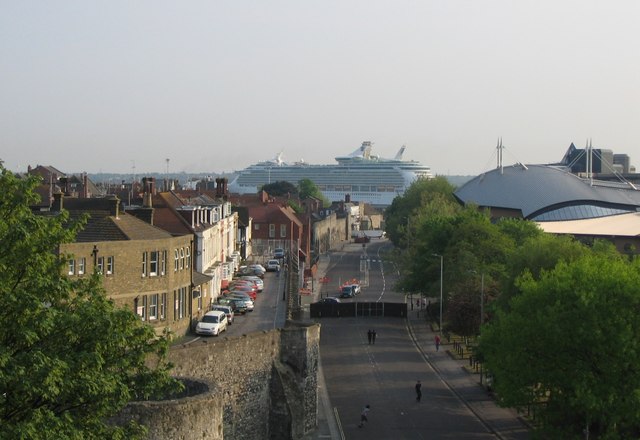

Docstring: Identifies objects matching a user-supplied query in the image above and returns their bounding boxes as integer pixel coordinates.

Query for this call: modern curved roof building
[454,164,640,222]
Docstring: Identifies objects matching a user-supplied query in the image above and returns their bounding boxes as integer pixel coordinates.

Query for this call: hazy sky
[2,1,639,176]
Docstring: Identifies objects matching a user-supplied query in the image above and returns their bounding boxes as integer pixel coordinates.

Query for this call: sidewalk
[302,252,531,440]
[407,309,531,440]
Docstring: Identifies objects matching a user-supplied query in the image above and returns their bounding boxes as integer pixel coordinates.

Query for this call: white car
[195,310,228,336]
[239,276,264,291]
[266,259,281,272]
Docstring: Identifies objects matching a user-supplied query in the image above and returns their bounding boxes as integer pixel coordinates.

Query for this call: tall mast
[497,138,504,174]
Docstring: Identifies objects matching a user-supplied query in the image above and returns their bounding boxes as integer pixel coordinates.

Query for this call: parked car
[248,263,267,274]
[195,310,228,336]
[273,248,285,259]
[222,298,248,314]
[228,294,255,311]
[316,297,341,304]
[229,281,258,294]
[210,304,234,325]
[239,276,264,291]
[266,259,281,272]
[228,288,257,301]
[238,266,265,278]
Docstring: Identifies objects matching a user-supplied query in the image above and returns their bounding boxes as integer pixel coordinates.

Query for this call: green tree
[261,180,298,197]
[499,233,590,306]
[479,254,640,438]
[0,168,181,439]
[384,176,458,248]
[298,178,329,206]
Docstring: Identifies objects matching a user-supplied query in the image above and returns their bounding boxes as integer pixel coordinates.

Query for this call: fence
[309,302,407,318]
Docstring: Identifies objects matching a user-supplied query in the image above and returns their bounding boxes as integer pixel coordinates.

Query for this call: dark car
[273,248,286,259]
[217,297,247,314]
[317,297,341,304]
[340,285,355,298]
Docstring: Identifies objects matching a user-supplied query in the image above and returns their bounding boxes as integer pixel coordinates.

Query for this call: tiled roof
[72,210,173,242]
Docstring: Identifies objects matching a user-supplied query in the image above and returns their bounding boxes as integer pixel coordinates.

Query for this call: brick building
[50,194,198,337]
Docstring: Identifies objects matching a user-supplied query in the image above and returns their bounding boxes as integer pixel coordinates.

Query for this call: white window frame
[97,257,104,275]
[174,249,179,272]
[106,256,114,275]
[142,252,147,277]
[269,224,275,238]
[68,259,75,276]
[280,224,287,238]
[78,257,85,275]
[149,251,159,276]
[149,294,158,321]
[186,247,191,269]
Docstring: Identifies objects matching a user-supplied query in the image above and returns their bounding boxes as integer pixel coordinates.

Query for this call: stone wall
[312,213,347,255]
[116,321,320,439]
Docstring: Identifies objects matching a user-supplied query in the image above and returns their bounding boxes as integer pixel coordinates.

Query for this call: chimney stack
[142,177,155,208]
[52,192,63,212]
[82,173,89,198]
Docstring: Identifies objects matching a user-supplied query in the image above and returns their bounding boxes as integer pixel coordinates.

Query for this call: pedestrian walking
[367,329,372,345]
[415,380,422,402]
[435,334,441,351]
[358,404,370,428]
[372,329,377,344]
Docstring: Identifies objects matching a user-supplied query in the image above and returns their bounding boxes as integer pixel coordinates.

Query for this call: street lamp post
[432,254,443,335]
[480,272,484,327]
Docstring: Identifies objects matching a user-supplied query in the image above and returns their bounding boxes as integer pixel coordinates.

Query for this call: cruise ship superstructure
[228,141,433,206]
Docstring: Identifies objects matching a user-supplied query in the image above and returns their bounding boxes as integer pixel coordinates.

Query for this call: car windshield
[202,315,219,323]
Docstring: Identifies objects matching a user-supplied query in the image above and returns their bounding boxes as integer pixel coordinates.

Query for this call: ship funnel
[394,145,406,160]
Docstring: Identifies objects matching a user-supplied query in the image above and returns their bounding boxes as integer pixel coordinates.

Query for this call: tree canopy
[0,167,181,439]
[479,254,640,438]
[386,171,640,435]
[261,180,298,197]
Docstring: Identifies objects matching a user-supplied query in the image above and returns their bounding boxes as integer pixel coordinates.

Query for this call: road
[187,240,528,439]
[317,240,506,439]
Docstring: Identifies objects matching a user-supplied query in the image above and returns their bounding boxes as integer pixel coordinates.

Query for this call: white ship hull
[228,142,432,206]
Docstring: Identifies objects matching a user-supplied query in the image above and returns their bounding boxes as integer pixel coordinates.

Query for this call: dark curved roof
[454,164,640,219]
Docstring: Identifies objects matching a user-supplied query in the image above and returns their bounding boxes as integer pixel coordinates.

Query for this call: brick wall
[61,234,198,337]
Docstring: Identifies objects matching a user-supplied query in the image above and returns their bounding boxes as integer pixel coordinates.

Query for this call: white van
[195,310,228,336]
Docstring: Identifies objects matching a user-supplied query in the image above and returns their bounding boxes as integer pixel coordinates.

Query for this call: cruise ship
[228,141,433,206]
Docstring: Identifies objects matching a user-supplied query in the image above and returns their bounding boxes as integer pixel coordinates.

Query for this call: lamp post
[480,272,484,327]
[432,254,443,335]
[470,269,485,329]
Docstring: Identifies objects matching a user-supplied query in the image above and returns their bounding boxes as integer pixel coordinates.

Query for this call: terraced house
[49,193,197,337]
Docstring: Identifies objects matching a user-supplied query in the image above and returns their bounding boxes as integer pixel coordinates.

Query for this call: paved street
[305,239,531,440]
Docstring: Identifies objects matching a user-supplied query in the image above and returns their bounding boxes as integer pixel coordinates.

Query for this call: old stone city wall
[114,321,320,440]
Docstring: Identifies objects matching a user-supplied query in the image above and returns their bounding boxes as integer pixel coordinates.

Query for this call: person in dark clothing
[358,404,370,428]
[415,380,422,402]
[367,329,373,344]
[372,329,377,344]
